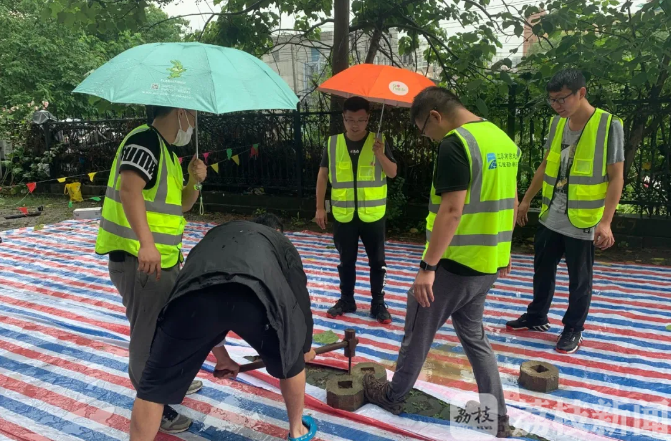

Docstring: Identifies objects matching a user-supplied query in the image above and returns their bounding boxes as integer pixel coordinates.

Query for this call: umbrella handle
[374,103,385,166]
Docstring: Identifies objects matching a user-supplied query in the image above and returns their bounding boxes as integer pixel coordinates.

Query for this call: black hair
[147,105,177,120]
[343,96,370,113]
[546,68,586,93]
[410,86,464,121]
[253,213,284,232]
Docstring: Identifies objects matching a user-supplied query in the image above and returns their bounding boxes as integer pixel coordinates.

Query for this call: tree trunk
[329,0,350,135]
[365,28,383,64]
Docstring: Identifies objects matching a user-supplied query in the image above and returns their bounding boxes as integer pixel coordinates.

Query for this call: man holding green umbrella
[76,42,303,436]
[95,104,208,433]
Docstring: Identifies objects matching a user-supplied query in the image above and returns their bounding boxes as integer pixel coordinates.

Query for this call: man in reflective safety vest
[362,87,517,438]
[315,96,398,324]
[508,69,624,355]
[95,105,208,433]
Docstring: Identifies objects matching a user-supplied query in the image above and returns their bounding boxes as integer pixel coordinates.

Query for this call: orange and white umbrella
[318,64,435,136]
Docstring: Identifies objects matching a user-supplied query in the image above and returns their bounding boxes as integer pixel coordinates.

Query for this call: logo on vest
[487,153,497,169]
[389,81,409,96]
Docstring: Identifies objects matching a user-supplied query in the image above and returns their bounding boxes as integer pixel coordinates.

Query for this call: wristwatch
[420,260,438,271]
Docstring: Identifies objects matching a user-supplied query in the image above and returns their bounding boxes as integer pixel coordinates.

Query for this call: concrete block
[326,374,365,412]
[351,362,386,381]
[519,361,559,393]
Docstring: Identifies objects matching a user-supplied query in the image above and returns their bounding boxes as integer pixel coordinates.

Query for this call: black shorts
[136,284,305,405]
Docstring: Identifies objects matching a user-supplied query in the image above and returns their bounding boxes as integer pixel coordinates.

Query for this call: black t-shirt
[319,133,396,220]
[118,126,178,190]
[431,132,488,277]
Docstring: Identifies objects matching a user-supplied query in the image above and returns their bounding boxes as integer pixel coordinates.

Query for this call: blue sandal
[287,415,317,441]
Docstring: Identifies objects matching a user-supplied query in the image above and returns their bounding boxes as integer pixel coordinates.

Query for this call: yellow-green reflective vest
[541,108,613,229]
[95,125,186,268]
[327,132,387,223]
[425,122,519,274]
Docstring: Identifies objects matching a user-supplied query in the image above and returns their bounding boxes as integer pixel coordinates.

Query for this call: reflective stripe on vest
[95,125,185,268]
[541,109,612,229]
[425,122,519,274]
[328,133,387,223]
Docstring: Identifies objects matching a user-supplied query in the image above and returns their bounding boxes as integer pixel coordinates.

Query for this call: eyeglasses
[344,118,369,125]
[547,92,575,106]
[418,112,432,136]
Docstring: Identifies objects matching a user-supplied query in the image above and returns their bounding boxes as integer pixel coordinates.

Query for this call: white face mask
[174,111,194,146]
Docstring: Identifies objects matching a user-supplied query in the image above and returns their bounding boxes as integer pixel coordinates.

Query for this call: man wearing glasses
[362,86,517,438]
[315,96,397,324]
[508,68,625,354]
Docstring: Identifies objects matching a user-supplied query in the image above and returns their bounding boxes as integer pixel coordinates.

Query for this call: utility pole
[330,0,350,135]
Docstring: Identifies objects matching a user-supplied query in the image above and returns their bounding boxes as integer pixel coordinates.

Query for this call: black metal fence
[7,90,671,216]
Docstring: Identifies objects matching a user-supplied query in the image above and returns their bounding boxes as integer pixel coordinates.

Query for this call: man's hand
[594,222,615,250]
[315,208,327,230]
[304,349,316,363]
[138,244,162,280]
[517,200,530,226]
[214,358,240,379]
[499,260,513,278]
[373,138,384,157]
[188,155,208,184]
[412,269,435,308]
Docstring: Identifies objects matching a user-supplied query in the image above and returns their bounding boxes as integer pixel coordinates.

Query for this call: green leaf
[498,83,510,95]
[467,79,484,90]
[68,201,73,208]
[313,330,339,345]
[91,197,101,202]
[475,98,489,117]
[666,324,671,331]
[540,64,554,77]
[500,71,513,85]
[631,72,648,86]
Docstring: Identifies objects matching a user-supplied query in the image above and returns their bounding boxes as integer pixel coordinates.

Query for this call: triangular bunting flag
[232,155,240,165]
[18,207,28,215]
[57,177,66,183]
[226,148,232,160]
[88,172,97,182]
[26,182,36,193]
[178,157,184,164]
[250,144,259,159]
[211,163,219,174]
[203,152,210,164]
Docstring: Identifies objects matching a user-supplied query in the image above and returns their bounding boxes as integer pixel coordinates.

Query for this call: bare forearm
[181,178,200,212]
[120,188,154,246]
[602,176,624,224]
[522,162,547,204]
[424,210,461,265]
[316,173,328,209]
[212,345,231,362]
[376,154,397,178]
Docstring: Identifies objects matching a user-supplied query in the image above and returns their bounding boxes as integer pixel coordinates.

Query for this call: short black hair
[148,105,177,120]
[546,69,586,93]
[410,87,464,122]
[343,96,370,113]
[253,213,284,232]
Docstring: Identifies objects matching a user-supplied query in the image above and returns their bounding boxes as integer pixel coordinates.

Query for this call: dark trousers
[333,215,386,301]
[527,225,595,332]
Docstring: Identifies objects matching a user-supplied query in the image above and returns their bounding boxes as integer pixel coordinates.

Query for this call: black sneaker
[326,298,357,319]
[370,301,392,324]
[556,329,583,354]
[506,313,551,332]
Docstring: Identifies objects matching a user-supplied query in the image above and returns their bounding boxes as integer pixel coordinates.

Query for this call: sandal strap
[287,416,317,441]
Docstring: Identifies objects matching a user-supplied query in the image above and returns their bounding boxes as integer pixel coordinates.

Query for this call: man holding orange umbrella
[316,64,435,325]
[315,96,397,324]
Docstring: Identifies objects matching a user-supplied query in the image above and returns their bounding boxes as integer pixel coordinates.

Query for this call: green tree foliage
[1,0,186,116]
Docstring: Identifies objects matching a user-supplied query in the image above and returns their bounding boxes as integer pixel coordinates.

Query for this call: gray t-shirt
[540,116,625,240]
